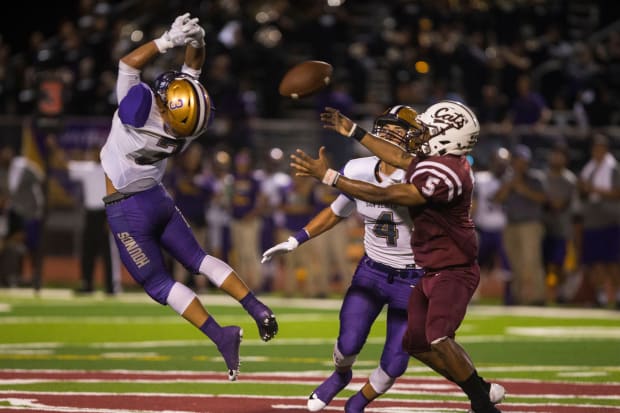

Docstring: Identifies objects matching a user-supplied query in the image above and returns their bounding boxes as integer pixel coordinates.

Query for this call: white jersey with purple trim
[330,156,415,269]
[100,63,200,193]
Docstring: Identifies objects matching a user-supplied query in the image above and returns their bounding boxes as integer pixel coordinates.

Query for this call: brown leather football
[278,60,333,99]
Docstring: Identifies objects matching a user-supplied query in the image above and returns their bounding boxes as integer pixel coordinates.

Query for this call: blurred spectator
[3,145,46,290]
[0,145,20,287]
[503,73,552,131]
[457,29,492,110]
[206,150,234,263]
[0,0,619,302]
[494,144,548,306]
[0,37,18,114]
[255,147,291,292]
[203,53,254,153]
[311,182,353,295]
[166,143,214,293]
[476,83,509,124]
[0,0,615,129]
[472,147,512,304]
[229,148,265,291]
[574,80,617,128]
[498,38,533,101]
[565,42,601,102]
[577,134,620,308]
[542,142,579,304]
[276,174,322,297]
[68,147,121,295]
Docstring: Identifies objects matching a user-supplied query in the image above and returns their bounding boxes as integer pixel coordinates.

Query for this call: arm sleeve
[116,61,143,103]
[330,194,356,217]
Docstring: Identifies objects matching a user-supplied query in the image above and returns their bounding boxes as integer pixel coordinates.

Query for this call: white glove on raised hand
[187,23,206,48]
[155,15,202,53]
[171,13,191,30]
[261,236,299,263]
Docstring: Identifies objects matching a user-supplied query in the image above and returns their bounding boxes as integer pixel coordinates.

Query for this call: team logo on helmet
[414,100,479,156]
[154,71,215,138]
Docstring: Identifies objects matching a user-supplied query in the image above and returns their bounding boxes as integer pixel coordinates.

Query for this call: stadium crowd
[0,0,619,308]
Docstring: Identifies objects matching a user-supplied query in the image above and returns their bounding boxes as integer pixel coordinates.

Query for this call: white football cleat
[489,382,506,404]
[307,392,327,412]
[467,383,505,413]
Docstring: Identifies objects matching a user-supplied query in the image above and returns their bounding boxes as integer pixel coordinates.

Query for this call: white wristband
[153,37,171,53]
[322,168,341,187]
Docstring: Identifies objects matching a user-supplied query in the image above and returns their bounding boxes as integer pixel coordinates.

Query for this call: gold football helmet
[154,71,214,138]
[372,105,426,152]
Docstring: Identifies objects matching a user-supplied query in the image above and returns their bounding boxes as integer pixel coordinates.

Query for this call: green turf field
[1,288,619,412]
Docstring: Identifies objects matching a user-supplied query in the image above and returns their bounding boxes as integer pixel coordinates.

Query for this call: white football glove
[261,236,299,263]
[171,13,191,30]
[154,15,202,53]
[187,23,206,48]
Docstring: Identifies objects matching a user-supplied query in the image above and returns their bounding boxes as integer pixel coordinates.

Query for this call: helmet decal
[415,100,479,156]
[154,71,214,138]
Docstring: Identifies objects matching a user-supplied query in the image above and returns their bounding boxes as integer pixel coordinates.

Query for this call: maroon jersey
[405,155,478,270]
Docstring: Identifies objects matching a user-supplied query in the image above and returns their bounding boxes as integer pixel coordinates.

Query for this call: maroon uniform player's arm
[334,177,426,207]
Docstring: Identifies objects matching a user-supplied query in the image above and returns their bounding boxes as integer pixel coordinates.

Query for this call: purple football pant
[403,263,480,354]
[337,256,421,377]
[104,184,207,304]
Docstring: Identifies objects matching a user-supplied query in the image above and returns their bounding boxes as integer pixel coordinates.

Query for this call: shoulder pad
[118,83,153,127]
[342,156,380,181]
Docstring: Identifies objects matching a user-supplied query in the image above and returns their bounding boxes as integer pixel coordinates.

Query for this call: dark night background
[1,2,80,52]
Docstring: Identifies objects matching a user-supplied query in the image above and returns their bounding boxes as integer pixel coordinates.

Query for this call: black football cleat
[256,312,278,342]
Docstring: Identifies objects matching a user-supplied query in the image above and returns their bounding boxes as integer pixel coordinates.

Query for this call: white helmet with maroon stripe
[413,100,479,156]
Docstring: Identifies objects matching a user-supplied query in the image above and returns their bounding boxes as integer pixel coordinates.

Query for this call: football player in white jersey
[99,13,277,382]
[262,106,424,412]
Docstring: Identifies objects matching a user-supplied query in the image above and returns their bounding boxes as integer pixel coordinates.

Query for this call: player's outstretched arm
[183,17,206,71]
[261,207,343,263]
[291,147,425,207]
[320,107,413,170]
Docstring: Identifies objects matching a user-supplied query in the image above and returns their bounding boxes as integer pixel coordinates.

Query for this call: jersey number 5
[421,175,441,196]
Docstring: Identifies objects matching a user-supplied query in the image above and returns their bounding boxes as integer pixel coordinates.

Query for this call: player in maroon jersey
[291,100,504,413]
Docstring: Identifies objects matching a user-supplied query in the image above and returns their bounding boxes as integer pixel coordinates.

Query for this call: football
[278,60,333,99]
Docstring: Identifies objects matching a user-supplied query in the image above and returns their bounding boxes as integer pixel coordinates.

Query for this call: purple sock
[240,292,265,318]
[200,316,222,344]
[345,391,369,411]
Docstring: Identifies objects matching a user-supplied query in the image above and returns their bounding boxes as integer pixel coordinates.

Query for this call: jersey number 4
[372,211,398,246]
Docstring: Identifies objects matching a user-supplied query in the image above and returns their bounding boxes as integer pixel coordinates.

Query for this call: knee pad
[369,366,396,394]
[199,255,233,287]
[333,342,357,369]
[166,282,197,315]
[143,275,176,305]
